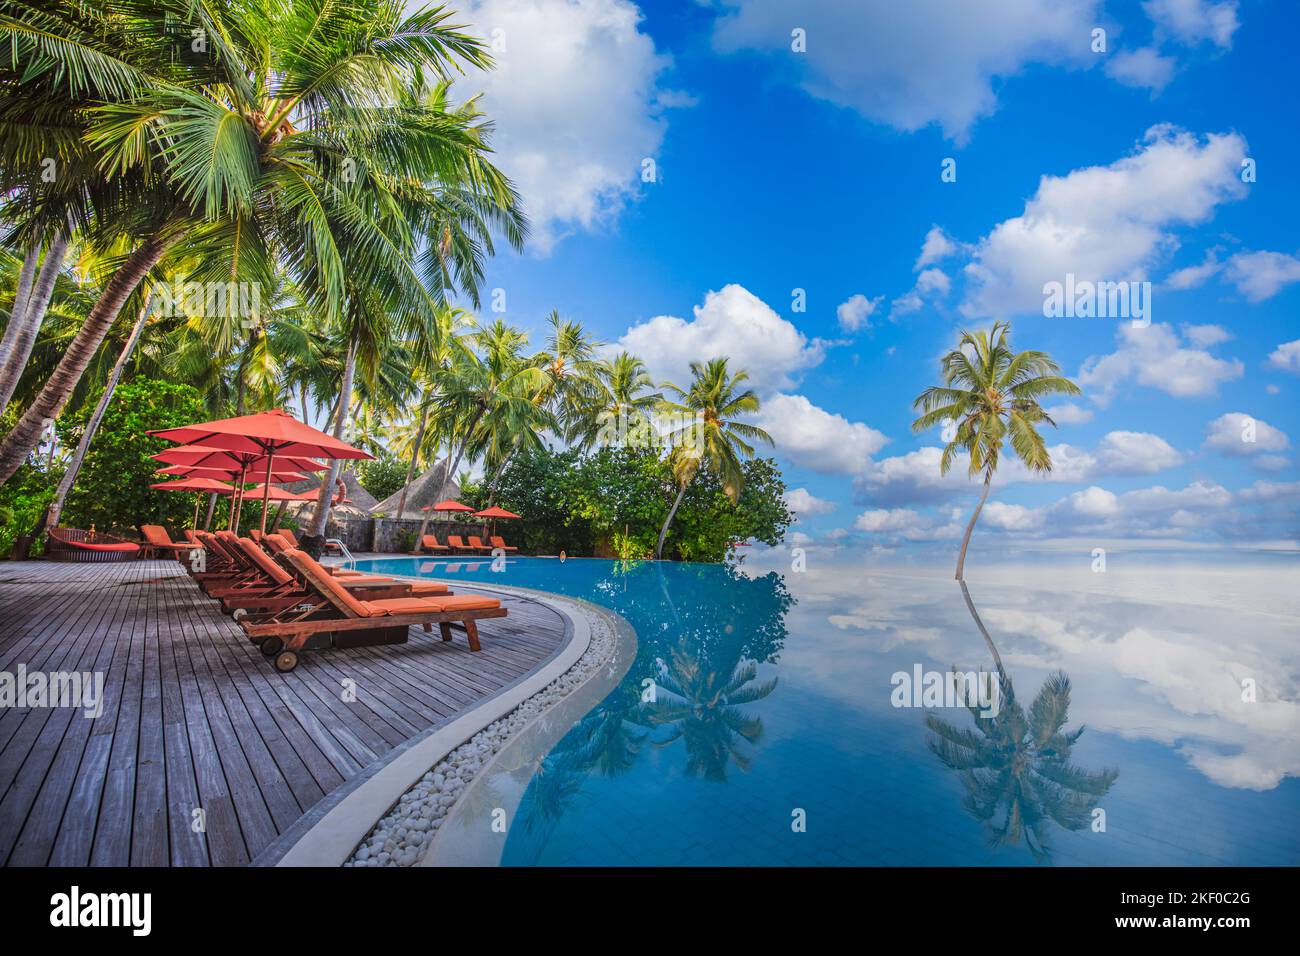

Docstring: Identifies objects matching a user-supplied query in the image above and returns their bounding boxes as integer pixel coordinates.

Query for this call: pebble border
[346,599,620,867]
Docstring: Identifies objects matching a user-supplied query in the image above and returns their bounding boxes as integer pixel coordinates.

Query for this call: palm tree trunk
[655,480,689,560]
[0,230,173,486]
[0,230,68,412]
[954,470,992,581]
[395,392,428,519]
[305,340,356,545]
[485,437,521,506]
[203,493,219,531]
[0,234,43,378]
[42,293,151,533]
[416,407,483,540]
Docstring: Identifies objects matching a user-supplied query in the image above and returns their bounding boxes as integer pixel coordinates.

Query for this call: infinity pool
[353,552,1300,866]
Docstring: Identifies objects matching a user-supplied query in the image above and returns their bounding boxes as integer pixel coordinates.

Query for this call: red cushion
[78,542,140,553]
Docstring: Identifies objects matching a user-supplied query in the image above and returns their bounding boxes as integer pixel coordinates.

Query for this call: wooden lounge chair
[446,534,488,554]
[141,524,200,562]
[217,536,450,614]
[466,535,495,553]
[489,535,518,553]
[263,533,367,578]
[421,534,450,553]
[277,528,300,548]
[239,548,506,671]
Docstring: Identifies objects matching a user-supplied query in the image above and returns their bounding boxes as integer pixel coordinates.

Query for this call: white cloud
[1143,0,1240,48]
[617,284,825,394]
[854,430,1184,505]
[854,508,921,532]
[1163,248,1222,289]
[915,226,959,270]
[711,0,1101,143]
[1203,413,1290,457]
[1181,323,1231,347]
[461,0,684,253]
[1104,46,1177,92]
[981,501,1043,531]
[755,393,889,475]
[1267,339,1300,374]
[891,268,950,317]
[853,508,960,541]
[1079,322,1243,405]
[785,487,836,517]
[836,293,883,332]
[1045,402,1094,425]
[1223,251,1300,302]
[961,126,1248,317]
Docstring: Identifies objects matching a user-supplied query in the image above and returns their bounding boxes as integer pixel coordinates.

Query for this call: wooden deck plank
[0,558,566,866]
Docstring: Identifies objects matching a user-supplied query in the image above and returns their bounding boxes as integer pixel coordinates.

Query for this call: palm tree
[0,0,523,488]
[925,669,1118,862]
[911,322,1080,580]
[568,351,662,451]
[654,358,771,560]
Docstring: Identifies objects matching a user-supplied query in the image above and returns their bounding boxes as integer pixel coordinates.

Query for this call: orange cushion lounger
[239,549,506,671]
[278,529,300,547]
[421,535,450,553]
[141,524,201,562]
[465,535,494,553]
[490,535,518,553]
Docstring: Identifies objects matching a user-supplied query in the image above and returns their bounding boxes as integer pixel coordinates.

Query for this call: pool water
[353,552,1300,866]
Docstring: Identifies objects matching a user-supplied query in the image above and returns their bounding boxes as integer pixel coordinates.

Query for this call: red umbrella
[149,409,371,534]
[155,463,309,482]
[149,476,235,530]
[423,499,475,513]
[151,446,328,533]
[472,505,520,537]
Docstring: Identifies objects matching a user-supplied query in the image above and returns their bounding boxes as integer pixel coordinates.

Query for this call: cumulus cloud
[1268,339,1300,374]
[1143,0,1240,48]
[461,0,685,253]
[915,226,960,270]
[1203,413,1290,458]
[1181,323,1231,347]
[891,268,950,317]
[1223,251,1300,302]
[755,393,889,475]
[854,430,1185,506]
[1078,322,1243,405]
[785,487,837,517]
[1163,249,1222,289]
[617,284,825,394]
[711,0,1100,143]
[854,508,960,541]
[836,293,883,332]
[1045,402,1094,425]
[960,126,1248,318]
[1104,46,1177,92]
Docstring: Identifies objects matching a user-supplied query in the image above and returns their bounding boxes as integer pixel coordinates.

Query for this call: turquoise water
[354,553,1300,866]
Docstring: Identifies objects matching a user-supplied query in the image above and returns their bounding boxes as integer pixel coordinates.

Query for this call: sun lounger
[489,535,518,553]
[216,536,450,614]
[141,524,201,561]
[239,548,506,671]
[466,535,495,553]
[46,527,141,562]
[421,534,450,553]
[278,528,300,547]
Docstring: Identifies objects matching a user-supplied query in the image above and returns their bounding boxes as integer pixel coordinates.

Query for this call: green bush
[356,454,407,502]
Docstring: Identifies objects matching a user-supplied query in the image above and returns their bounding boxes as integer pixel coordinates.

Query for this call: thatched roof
[285,467,379,515]
[369,458,461,520]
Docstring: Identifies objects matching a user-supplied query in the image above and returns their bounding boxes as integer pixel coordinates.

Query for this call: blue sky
[440,0,1299,552]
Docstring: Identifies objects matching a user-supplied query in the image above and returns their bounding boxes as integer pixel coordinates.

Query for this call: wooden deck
[0,559,567,866]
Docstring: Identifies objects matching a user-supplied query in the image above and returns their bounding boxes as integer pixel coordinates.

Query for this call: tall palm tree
[0,0,523,488]
[568,351,662,451]
[911,322,1080,580]
[654,357,771,560]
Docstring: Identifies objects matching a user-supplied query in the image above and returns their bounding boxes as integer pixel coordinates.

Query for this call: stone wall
[314,514,493,553]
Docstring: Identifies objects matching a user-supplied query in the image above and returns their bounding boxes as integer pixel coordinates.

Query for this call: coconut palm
[0,0,523,489]
[654,357,771,560]
[925,668,1118,862]
[568,351,662,451]
[911,322,1080,580]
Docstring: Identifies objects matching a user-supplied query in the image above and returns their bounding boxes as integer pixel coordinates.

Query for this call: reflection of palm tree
[650,649,777,781]
[926,583,1118,862]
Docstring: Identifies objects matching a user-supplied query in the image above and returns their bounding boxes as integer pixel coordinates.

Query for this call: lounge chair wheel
[260,636,284,657]
[273,650,299,673]
[232,607,248,621]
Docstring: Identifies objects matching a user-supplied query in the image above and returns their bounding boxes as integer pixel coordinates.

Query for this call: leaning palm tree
[568,351,662,451]
[911,322,1080,580]
[654,358,771,560]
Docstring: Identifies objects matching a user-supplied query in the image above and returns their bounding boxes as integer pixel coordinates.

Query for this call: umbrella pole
[192,495,201,530]
[232,462,247,533]
[259,452,274,535]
